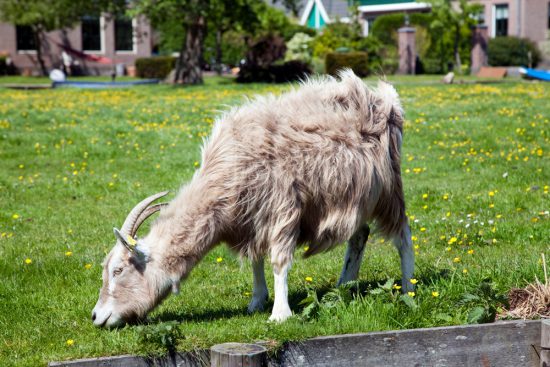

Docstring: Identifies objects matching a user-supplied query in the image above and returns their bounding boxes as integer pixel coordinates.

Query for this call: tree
[132,0,301,84]
[427,0,483,73]
[0,0,123,75]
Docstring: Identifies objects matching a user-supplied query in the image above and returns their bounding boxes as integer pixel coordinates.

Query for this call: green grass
[0,77,548,366]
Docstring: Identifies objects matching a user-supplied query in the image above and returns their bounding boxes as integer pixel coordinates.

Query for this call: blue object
[52,79,160,89]
[519,68,550,82]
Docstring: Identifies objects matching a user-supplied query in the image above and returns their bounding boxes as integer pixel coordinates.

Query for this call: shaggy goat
[92,70,414,327]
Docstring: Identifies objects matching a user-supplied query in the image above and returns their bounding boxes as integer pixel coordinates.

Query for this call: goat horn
[131,202,168,237]
[120,191,169,236]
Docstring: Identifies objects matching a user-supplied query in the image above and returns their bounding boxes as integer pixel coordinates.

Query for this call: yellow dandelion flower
[422,193,428,199]
[448,237,457,245]
[443,194,448,200]
[462,268,468,274]
[303,245,309,252]
[453,257,461,263]
[489,203,494,208]
[488,191,495,197]
[305,276,313,282]
[12,214,19,219]
[66,339,74,346]
[407,291,415,297]
[410,278,418,285]
[85,263,92,270]
[393,284,402,290]
[25,258,32,265]
[467,249,474,255]
[65,251,73,257]
[216,257,223,263]
[432,291,439,297]
[420,227,426,232]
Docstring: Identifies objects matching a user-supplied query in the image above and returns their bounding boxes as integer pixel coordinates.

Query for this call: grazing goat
[92,70,414,327]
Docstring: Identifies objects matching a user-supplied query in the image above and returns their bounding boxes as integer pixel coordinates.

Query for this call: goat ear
[113,227,137,253]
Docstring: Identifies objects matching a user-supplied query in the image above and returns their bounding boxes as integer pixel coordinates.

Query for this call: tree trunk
[215,29,223,76]
[453,26,462,74]
[33,26,48,76]
[175,15,206,85]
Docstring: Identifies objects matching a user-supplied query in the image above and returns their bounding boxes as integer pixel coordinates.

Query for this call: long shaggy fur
[154,69,407,273]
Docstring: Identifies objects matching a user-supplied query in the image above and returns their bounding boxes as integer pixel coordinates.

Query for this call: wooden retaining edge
[49,320,541,367]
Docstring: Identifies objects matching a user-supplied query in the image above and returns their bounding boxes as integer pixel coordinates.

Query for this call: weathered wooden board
[276,320,541,367]
[49,320,541,367]
[48,351,210,367]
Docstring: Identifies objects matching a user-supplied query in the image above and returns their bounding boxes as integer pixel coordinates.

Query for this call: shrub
[0,56,18,75]
[325,52,368,77]
[135,56,176,79]
[488,36,541,67]
[237,60,311,83]
[285,32,313,64]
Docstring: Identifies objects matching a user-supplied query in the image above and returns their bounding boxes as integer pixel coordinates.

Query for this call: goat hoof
[247,295,268,313]
[268,307,292,322]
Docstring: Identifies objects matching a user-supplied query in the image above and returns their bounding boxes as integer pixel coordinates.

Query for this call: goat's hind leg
[393,222,414,292]
[248,257,268,313]
[337,224,370,286]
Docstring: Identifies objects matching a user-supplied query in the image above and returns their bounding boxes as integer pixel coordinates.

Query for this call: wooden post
[541,319,550,367]
[211,343,267,367]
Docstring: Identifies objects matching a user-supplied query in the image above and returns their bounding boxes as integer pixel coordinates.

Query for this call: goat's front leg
[269,258,292,322]
[248,257,268,313]
[394,221,414,292]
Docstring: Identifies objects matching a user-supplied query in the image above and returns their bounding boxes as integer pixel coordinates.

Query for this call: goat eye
[113,268,123,276]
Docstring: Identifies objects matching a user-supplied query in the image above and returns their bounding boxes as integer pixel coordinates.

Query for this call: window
[81,15,102,51]
[115,16,134,52]
[16,25,36,51]
[494,4,508,37]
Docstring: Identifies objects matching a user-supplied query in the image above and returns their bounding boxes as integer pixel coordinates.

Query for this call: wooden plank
[48,351,209,367]
[276,320,541,367]
[477,67,507,78]
[49,320,540,367]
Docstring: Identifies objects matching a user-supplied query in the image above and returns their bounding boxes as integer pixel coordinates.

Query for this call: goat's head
[92,191,171,328]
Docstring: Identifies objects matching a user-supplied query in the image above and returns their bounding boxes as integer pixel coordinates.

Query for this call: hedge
[0,56,18,76]
[237,60,311,83]
[135,56,176,79]
[325,52,368,77]
[488,36,541,67]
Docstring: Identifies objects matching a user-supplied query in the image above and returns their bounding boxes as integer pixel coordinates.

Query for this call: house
[471,0,548,44]
[0,14,154,76]
[299,0,352,29]
[298,0,431,34]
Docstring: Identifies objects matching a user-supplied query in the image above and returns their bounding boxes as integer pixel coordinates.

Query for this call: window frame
[114,16,136,54]
[15,25,37,53]
[81,15,105,53]
[492,4,509,37]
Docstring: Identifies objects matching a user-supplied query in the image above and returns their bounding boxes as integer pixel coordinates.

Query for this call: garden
[0,75,548,366]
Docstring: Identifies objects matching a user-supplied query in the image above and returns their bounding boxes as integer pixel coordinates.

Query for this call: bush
[0,56,18,76]
[325,52,368,77]
[135,57,176,79]
[488,36,541,67]
[285,32,313,64]
[237,60,311,83]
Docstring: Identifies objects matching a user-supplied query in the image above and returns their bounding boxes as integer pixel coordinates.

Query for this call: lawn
[0,76,548,366]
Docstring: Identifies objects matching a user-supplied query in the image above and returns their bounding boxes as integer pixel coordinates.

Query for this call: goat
[92,70,414,327]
